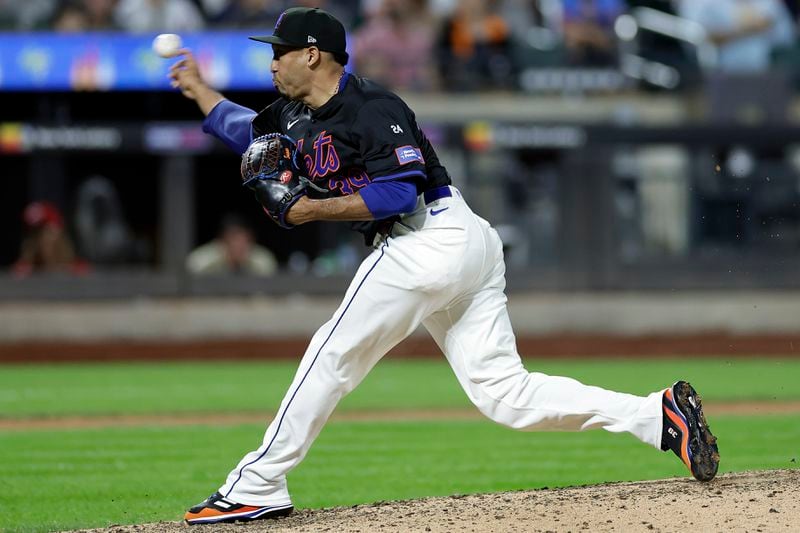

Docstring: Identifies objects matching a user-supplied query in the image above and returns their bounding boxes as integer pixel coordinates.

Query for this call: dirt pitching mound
[82,470,798,533]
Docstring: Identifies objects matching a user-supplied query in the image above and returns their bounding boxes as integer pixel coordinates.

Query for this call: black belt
[423,185,452,205]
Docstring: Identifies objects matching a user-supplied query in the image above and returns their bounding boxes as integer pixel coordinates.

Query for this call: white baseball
[152,33,183,58]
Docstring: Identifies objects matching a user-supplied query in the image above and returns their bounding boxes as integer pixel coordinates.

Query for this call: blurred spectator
[186,214,278,276]
[51,1,91,32]
[353,0,437,91]
[561,0,626,66]
[83,0,121,30]
[74,176,140,265]
[115,0,205,32]
[12,201,90,278]
[437,0,514,90]
[212,0,285,29]
[678,0,795,72]
[50,0,118,32]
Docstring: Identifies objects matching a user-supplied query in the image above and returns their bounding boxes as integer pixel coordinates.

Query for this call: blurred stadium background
[2,0,800,354]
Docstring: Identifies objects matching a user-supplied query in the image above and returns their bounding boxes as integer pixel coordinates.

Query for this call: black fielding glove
[240,134,308,229]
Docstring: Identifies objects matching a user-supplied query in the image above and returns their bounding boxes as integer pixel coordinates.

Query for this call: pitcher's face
[271,45,313,101]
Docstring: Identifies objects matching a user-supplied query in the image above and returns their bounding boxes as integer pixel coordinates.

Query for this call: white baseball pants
[219,186,665,506]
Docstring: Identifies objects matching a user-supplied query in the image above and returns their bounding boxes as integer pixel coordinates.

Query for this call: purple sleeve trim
[371,170,427,183]
[201,99,257,154]
[360,180,418,219]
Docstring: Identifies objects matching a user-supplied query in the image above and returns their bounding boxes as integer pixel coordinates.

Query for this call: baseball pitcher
[168,7,720,525]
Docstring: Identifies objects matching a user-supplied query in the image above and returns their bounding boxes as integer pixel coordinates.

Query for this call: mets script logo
[296,131,341,180]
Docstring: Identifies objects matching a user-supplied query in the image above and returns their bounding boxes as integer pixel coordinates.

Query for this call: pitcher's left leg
[424,288,664,448]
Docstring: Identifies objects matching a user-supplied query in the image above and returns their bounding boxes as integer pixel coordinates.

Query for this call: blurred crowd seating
[4,1,800,289]
[1,0,799,92]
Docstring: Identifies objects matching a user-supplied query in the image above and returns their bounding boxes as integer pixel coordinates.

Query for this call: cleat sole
[675,382,720,482]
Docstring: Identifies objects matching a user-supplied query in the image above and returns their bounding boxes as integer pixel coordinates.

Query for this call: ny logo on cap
[307,35,317,43]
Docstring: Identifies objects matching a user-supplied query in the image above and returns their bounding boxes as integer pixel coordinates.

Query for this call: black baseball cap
[250,7,349,63]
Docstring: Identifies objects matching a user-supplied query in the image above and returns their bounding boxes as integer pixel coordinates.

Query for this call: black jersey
[251,73,451,243]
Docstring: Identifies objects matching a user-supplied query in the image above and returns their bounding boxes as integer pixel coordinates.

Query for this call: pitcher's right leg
[186,233,451,524]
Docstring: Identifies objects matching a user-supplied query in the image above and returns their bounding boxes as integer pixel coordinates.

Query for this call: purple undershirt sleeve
[201,99,257,154]
[359,180,418,220]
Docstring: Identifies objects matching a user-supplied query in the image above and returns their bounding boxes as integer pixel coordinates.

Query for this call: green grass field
[1,358,798,532]
[2,358,799,417]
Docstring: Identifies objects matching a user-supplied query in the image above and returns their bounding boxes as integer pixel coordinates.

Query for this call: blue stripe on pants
[225,241,388,496]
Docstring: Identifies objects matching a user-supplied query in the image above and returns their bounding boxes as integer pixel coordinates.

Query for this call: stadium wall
[2,291,800,341]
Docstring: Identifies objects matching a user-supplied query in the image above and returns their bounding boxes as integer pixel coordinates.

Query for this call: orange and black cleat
[661,381,720,481]
[184,492,293,525]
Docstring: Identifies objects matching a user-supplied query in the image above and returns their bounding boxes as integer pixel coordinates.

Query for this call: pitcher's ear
[306,46,322,68]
